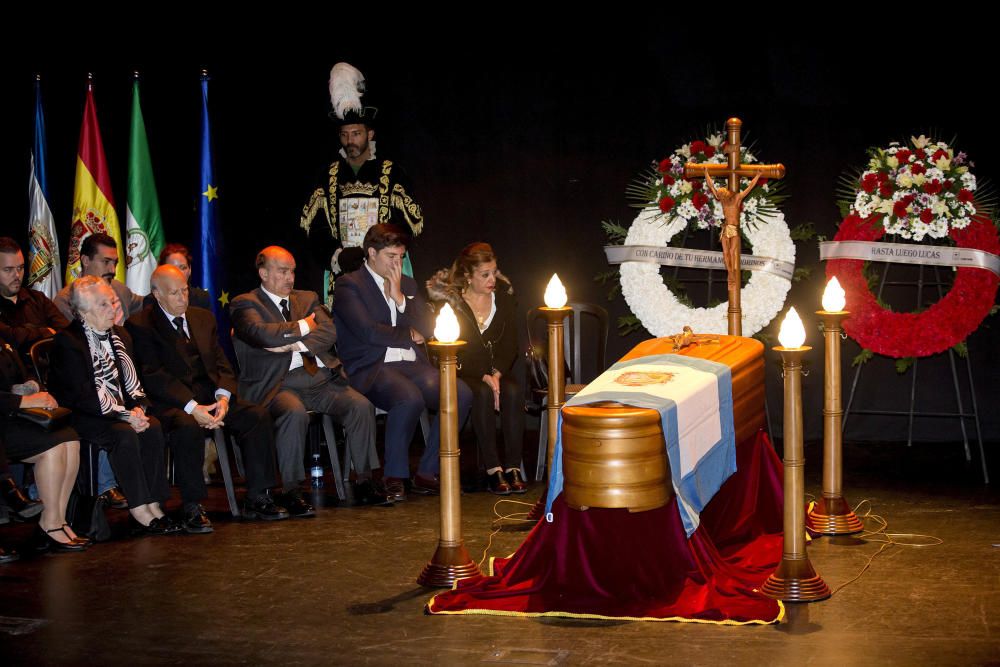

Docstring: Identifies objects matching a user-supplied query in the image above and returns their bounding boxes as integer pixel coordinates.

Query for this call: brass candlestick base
[806,496,864,535]
[534,306,571,519]
[763,345,829,603]
[418,340,479,588]
[805,310,863,537]
[761,557,831,602]
[418,543,482,588]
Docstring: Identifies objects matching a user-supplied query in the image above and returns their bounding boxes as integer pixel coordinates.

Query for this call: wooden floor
[1,436,998,666]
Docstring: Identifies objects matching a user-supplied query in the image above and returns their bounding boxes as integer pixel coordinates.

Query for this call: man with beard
[55,233,144,324]
[300,62,424,296]
[0,237,69,356]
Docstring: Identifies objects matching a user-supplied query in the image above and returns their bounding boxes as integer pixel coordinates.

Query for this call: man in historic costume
[299,62,424,297]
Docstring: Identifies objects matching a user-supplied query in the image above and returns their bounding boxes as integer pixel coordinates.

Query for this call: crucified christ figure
[703,169,761,291]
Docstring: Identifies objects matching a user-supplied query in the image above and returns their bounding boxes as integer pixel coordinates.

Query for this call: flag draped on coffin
[27,77,62,298]
[65,81,125,284]
[196,73,232,355]
[125,78,166,296]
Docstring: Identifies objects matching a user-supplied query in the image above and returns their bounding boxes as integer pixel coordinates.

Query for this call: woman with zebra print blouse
[50,277,181,536]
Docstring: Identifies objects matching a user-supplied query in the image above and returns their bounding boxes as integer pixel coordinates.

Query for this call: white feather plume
[328,62,366,120]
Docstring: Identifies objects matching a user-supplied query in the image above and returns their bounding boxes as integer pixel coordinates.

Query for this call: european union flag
[196,72,233,360]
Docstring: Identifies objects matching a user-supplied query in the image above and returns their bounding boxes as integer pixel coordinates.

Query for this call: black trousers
[76,416,169,507]
[466,375,525,471]
[154,399,279,504]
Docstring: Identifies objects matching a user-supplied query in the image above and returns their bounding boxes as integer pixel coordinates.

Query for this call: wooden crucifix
[683,118,785,336]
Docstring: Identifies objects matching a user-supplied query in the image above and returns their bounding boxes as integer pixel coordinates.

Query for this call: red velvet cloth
[428,431,784,623]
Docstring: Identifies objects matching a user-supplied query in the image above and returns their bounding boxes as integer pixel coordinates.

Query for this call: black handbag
[17,406,72,431]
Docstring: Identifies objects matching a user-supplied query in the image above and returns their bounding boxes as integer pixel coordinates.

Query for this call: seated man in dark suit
[127,265,289,529]
[333,224,472,502]
[231,246,386,512]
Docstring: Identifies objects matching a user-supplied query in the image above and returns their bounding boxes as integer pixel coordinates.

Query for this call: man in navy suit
[333,224,471,501]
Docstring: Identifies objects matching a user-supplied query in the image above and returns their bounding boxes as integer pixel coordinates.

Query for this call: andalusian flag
[125,77,165,295]
[27,76,62,298]
[65,80,124,284]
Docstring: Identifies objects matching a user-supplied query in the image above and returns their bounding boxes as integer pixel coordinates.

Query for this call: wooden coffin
[562,335,765,513]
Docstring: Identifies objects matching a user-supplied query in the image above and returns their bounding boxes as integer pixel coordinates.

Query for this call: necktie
[172,316,189,340]
[280,298,317,375]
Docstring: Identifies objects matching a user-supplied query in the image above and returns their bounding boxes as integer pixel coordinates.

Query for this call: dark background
[7,32,998,449]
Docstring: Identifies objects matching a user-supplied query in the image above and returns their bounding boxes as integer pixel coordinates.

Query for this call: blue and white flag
[546,353,737,537]
[27,77,62,298]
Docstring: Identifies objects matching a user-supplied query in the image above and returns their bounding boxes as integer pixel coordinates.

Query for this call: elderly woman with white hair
[49,276,180,536]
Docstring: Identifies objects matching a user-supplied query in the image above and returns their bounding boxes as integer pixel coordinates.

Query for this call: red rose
[862,173,879,193]
[662,174,675,186]
[690,140,708,156]
[923,179,942,195]
[902,194,916,206]
[879,182,894,197]
[932,149,948,162]
[691,180,703,190]
[910,163,926,175]
[659,196,676,212]
[692,192,709,210]
[704,145,716,158]
[658,158,672,173]
[758,177,768,185]
[920,209,933,223]
[893,201,910,218]
[915,149,927,160]
[958,188,974,202]
[876,171,889,183]
[896,149,912,163]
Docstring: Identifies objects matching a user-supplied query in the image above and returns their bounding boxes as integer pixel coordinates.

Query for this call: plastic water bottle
[310,453,324,488]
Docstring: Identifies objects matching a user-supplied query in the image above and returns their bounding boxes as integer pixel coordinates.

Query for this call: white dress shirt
[364,262,416,362]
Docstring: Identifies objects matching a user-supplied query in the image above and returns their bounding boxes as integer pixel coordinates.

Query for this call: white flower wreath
[619,207,795,337]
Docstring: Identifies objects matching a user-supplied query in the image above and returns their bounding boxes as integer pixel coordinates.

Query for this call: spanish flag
[65,79,124,284]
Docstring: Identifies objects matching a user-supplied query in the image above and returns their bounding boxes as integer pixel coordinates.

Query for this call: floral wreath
[616,133,794,337]
[829,136,999,358]
[827,214,999,358]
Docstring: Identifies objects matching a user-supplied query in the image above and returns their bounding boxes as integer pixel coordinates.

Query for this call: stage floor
[1,437,998,666]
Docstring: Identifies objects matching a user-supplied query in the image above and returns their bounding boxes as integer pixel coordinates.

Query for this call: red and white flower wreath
[827,212,999,358]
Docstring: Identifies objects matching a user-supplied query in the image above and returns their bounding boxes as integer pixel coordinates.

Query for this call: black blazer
[49,320,149,424]
[126,303,237,410]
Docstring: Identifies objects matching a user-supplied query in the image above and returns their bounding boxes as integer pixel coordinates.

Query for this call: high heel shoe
[63,524,94,547]
[35,525,88,553]
[1,477,44,520]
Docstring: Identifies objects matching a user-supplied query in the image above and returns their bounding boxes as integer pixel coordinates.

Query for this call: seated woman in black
[49,276,179,535]
[1,342,86,551]
[427,243,527,495]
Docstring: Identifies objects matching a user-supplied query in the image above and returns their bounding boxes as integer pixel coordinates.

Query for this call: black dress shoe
[182,504,214,534]
[99,486,129,510]
[35,525,88,552]
[278,491,316,518]
[2,477,44,520]
[506,468,528,494]
[0,546,19,563]
[352,479,394,507]
[130,515,182,536]
[411,473,440,496]
[383,477,406,502]
[487,470,511,495]
[242,494,290,521]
